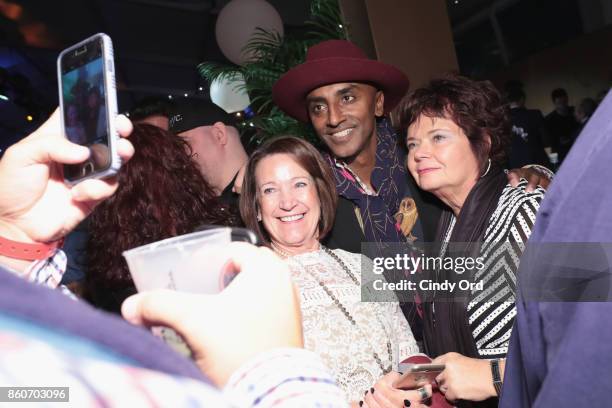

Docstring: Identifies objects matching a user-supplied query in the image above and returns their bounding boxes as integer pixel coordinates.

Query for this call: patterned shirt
[6,249,76,299]
[440,180,545,359]
[0,332,347,407]
[326,119,424,248]
[1,251,348,406]
[467,180,544,358]
[325,119,426,338]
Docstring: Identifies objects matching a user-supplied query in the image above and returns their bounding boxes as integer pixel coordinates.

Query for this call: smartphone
[57,33,120,183]
[393,363,445,390]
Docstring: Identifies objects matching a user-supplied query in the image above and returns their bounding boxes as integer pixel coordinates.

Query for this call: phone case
[57,33,121,184]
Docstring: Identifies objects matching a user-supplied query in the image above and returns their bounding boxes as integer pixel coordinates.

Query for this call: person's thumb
[3,131,90,172]
[34,135,90,166]
[7,109,89,165]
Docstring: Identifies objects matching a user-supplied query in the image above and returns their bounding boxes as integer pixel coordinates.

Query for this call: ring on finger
[417,387,429,401]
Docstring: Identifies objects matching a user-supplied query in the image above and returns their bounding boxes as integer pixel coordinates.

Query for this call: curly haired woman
[85,124,235,313]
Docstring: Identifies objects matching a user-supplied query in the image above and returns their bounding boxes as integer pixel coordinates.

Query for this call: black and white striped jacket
[466,179,545,358]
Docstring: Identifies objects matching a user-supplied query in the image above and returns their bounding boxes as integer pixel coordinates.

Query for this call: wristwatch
[490,358,503,396]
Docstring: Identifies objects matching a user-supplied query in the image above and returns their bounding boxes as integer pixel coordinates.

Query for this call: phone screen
[60,38,110,180]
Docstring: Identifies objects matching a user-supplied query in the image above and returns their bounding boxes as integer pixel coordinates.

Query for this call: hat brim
[272,57,409,123]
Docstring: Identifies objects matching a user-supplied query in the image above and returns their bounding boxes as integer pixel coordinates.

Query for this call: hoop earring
[481,158,492,178]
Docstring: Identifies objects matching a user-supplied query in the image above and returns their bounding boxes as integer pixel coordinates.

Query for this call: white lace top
[283,248,419,401]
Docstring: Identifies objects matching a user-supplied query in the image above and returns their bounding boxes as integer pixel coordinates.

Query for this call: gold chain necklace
[272,243,393,375]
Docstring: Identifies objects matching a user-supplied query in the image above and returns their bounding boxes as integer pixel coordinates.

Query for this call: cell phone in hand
[57,33,120,183]
[394,363,445,390]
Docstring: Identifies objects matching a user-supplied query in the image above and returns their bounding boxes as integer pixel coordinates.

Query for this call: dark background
[1,0,609,150]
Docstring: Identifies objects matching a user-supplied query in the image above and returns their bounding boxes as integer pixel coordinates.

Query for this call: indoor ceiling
[1,0,311,106]
[2,0,589,147]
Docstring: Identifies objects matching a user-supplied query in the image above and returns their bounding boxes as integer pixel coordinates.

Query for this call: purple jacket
[501,91,612,407]
[0,267,207,383]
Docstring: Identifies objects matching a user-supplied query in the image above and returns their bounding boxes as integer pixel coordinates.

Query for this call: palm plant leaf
[197,0,347,141]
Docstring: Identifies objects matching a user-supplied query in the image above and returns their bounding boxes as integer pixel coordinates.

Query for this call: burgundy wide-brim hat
[272,40,409,123]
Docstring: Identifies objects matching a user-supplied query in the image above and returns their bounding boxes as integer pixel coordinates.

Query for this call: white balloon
[215,0,284,65]
[210,73,251,113]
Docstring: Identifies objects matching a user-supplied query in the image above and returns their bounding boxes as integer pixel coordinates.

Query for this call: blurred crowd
[1,39,611,408]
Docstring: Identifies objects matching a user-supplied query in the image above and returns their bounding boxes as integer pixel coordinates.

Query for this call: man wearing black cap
[169,98,248,212]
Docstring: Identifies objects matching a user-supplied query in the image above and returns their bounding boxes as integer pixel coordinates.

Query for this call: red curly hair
[86,124,235,312]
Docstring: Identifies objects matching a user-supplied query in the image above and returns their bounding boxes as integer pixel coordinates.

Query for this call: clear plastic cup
[122,227,233,356]
[122,228,232,294]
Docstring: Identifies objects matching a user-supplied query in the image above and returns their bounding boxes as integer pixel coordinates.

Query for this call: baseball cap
[168,97,235,134]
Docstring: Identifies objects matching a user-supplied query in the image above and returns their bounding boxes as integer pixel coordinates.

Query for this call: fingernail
[120,295,139,322]
[370,387,375,394]
[359,401,363,407]
[404,400,411,407]
[364,390,368,395]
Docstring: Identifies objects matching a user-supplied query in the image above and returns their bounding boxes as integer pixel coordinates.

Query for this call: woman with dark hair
[385,75,546,407]
[240,136,423,404]
[86,124,235,313]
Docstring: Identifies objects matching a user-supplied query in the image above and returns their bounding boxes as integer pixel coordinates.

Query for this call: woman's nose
[412,142,430,160]
[278,189,298,210]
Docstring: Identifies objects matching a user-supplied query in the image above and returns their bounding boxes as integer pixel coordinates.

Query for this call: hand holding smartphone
[58,33,120,183]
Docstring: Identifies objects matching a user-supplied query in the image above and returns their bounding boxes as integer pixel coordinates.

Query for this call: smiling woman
[255,153,322,253]
[240,136,337,252]
[239,137,421,403]
[392,75,546,407]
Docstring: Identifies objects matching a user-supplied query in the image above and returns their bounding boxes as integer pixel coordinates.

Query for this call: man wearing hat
[169,98,248,213]
[273,40,443,253]
[272,40,549,338]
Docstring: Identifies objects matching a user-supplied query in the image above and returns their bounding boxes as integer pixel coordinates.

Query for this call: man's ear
[211,122,228,145]
[374,90,385,117]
